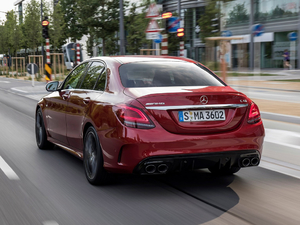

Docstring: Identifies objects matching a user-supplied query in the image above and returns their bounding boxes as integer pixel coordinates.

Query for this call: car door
[66,61,105,151]
[45,63,88,145]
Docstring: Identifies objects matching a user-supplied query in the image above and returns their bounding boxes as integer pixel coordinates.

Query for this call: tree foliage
[76,0,120,55]
[227,3,249,25]
[60,0,86,42]
[198,0,234,41]
[0,0,186,57]
[50,2,66,51]
[0,24,7,54]
[125,2,152,55]
[0,11,24,55]
[198,0,220,41]
[23,0,43,52]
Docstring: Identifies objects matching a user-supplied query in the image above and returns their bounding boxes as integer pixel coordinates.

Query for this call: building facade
[223,0,299,69]
[160,0,300,69]
[158,0,207,62]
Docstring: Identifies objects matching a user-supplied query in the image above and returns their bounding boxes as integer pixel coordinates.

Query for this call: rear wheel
[208,166,241,176]
[35,108,53,150]
[83,127,108,185]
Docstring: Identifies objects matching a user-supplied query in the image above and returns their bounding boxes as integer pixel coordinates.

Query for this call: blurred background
[0,0,299,70]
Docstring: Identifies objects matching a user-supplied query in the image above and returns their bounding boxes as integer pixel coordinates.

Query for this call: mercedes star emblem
[200,95,208,105]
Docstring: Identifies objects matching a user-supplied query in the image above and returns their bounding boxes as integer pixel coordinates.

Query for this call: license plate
[178,110,226,122]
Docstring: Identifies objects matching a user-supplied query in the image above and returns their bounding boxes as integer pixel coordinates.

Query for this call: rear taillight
[114,104,155,129]
[248,102,261,124]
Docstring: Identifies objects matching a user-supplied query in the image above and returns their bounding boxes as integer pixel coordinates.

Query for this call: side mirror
[46,81,59,92]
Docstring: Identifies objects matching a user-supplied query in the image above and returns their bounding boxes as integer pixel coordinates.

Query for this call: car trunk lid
[124,86,249,135]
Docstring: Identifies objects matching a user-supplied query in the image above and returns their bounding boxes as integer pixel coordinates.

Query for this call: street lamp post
[41,0,44,64]
[178,0,181,20]
[119,0,125,55]
[249,0,254,70]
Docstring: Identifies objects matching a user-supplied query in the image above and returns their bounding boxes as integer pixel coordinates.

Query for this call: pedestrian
[283,49,291,69]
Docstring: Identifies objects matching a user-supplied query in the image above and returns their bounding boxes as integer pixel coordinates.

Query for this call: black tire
[83,127,108,185]
[35,108,53,150]
[208,166,241,176]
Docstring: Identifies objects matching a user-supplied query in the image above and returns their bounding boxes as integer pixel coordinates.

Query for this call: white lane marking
[43,221,59,225]
[0,81,10,83]
[0,156,20,180]
[264,128,300,150]
[27,95,44,101]
[260,160,300,180]
[11,87,28,93]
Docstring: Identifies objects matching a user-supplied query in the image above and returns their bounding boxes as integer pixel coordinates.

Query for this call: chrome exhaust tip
[157,164,168,173]
[242,158,251,167]
[251,157,259,166]
[145,164,156,174]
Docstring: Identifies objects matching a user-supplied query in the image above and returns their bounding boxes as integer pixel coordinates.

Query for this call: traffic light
[177,28,184,37]
[211,17,219,33]
[42,19,49,39]
[162,12,172,19]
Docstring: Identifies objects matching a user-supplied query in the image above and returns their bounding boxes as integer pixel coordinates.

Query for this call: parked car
[35,56,265,185]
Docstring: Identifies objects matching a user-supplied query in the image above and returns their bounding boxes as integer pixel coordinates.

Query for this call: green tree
[198,0,234,41]
[49,2,66,51]
[6,11,24,56]
[105,34,119,55]
[0,16,9,55]
[23,0,43,53]
[198,0,220,41]
[76,0,120,56]
[125,2,152,55]
[227,3,249,24]
[167,33,181,54]
[60,0,87,42]
[86,33,96,57]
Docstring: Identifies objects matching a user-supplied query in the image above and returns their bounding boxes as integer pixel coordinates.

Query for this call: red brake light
[114,104,155,129]
[248,102,261,124]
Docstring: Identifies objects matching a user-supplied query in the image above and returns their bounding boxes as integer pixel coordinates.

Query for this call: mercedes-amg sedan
[35,56,264,185]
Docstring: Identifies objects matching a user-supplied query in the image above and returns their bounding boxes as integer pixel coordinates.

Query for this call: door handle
[83,97,91,104]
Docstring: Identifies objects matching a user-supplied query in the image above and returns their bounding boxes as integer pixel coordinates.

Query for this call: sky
[0,0,15,21]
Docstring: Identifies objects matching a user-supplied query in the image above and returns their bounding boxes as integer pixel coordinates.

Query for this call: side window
[94,69,107,91]
[80,62,105,90]
[63,63,88,89]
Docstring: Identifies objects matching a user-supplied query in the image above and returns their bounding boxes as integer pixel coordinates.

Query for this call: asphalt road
[0,78,300,224]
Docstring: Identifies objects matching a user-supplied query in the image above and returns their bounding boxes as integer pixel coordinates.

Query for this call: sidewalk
[6,81,48,101]
[226,70,300,118]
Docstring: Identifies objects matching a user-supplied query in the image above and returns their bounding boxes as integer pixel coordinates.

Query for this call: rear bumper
[133,150,260,175]
[100,120,264,174]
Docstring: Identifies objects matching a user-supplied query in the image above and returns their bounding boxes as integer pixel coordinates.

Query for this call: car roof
[90,55,198,65]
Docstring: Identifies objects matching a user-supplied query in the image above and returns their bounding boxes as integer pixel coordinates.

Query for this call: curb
[230,85,300,93]
[261,112,300,125]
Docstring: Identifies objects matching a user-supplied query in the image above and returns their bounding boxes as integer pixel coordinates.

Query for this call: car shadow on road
[38,147,240,225]
[108,171,239,224]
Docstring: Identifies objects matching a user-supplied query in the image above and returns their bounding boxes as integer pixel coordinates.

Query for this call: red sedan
[35,56,264,185]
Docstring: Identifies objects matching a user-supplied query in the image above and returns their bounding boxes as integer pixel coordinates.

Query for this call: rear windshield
[119,62,224,88]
